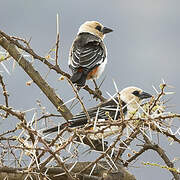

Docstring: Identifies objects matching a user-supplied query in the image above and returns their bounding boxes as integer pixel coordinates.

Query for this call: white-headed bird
[43,87,152,139]
[69,21,113,87]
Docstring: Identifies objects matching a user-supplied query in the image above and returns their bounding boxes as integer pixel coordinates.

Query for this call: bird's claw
[93,87,102,100]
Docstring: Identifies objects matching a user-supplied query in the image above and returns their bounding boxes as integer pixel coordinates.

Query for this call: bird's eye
[132,90,140,96]
[95,25,102,32]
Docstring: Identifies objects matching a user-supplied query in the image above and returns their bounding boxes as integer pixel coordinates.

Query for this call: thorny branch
[67,77,91,123]
[143,135,180,180]
[149,83,166,113]
[0,81,179,179]
[0,32,73,120]
[0,30,106,102]
[0,74,9,117]
[0,29,179,179]
[55,33,60,66]
[79,132,124,174]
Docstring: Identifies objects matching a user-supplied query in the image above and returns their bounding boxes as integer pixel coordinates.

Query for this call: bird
[68,21,113,88]
[43,87,152,139]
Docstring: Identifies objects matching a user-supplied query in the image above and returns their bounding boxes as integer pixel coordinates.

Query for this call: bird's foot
[93,87,102,100]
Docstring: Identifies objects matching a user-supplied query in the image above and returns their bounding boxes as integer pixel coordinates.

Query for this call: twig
[115,123,142,159]
[143,120,180,144]
[0,30,70,77]
[55,33,60,66]
[149,83,166,113]
[34,113,62,123]
[39,134,76,179]
[7,140,23,168]
[0,104,25,120]
[11,36,32,49]
[29,127,70,168]
[18,121,76,179]
[0,53,11,62]
[79,132,123,174]
[55,14,60,66]
[123,145,149,167]
[0,30,106,102]
[117,92,125,122]
[67,77,91,123]
[0,127,17,137]
[83,85,106,102]
[143,134,180,180]
[0,34,73,120]
[0,74,9,117]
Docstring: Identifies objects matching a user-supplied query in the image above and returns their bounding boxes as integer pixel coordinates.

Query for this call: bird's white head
[120,86,152,112]
[78,21,113,40]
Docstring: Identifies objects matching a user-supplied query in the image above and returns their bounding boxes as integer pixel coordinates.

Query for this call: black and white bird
[69,21,113,87]
[43,87,152,139]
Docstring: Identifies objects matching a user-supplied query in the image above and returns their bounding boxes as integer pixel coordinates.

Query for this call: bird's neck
[126,102,140,118]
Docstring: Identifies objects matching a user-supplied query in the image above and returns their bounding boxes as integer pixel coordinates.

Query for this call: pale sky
[0,0,180,179]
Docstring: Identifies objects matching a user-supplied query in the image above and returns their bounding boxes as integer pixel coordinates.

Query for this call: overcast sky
[0,0,180,179]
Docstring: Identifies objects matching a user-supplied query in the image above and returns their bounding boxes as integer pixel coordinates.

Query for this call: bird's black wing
[69,33,106,71]
[68,97,127,127]
[43,98,127,134]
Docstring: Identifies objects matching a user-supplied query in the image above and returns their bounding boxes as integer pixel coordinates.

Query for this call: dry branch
[143,135,180,180]
[0,74,9,117]
[0,162,136,180]
[0,29,179,180]
[0,33,73,120]
[0,30,106,102]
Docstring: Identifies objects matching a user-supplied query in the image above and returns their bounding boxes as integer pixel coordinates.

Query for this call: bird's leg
[93,79,102,99]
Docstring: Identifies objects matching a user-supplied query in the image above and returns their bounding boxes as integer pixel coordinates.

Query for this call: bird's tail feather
[70,71,87,87]
[43,119,88,134]
[43,122,69,134]
[70,71,83,83]
[43,126,59,134]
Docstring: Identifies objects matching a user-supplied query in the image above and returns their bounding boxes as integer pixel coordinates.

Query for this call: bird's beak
[102,27,113,34]
[139,91,152,100]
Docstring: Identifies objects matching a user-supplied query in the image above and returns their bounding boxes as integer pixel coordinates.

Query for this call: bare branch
[0,30,106,102]
[143,135,180,180]
[55,13,60,66]
[0,74,9,117]
[67,77,91,122]
[0,33,73,120]
[83,85,106,102]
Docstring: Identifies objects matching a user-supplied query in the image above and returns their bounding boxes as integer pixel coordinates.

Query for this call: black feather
[43,97,127,134]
